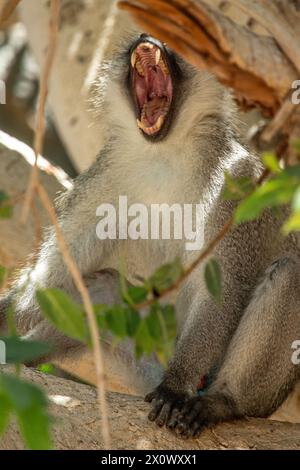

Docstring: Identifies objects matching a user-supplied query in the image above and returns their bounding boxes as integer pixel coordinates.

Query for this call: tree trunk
[1,366,300,450]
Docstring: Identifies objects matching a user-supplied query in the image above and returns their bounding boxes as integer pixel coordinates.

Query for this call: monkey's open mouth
[130,40,173,137]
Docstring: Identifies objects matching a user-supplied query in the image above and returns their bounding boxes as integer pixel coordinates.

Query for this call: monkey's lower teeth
[137,115,165,135]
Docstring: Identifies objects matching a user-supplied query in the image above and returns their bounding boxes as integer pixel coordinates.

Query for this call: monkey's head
[95,33,235,145]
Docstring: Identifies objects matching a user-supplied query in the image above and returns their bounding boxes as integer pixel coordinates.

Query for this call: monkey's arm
[145,212,269,427]
[145,286,244,426]
[0,154,113,334]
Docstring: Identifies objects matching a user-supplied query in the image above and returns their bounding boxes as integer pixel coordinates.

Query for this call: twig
[118,0,280,115]
[261,98,296,144]
[21,0,60,223]
[18,0,111,448]
[37,184,111,448]
[0,0,21,25]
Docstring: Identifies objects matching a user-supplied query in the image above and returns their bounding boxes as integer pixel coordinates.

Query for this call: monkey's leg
[174,256,300,437]
[17,269,163,395]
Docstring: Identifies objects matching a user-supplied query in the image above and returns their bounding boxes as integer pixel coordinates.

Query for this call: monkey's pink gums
[131,42,173,135]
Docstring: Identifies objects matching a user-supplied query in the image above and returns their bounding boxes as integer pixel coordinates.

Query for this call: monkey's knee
[265,256,300,283]
[256,255,300,300]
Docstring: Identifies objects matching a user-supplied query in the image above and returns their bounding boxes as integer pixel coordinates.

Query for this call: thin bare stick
[261,98,296,144]
[37,184,111,448]
[18,0,111,448]
[0,0,21,25]
[21,0,60,223]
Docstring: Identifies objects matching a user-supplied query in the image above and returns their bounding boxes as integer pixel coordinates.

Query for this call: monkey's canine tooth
[155,115,164,129]
[137,119,144,130]
[155,49,161,65]
[131,51,137,68]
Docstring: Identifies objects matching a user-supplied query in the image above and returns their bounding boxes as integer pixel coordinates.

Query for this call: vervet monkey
[1,34,300,438]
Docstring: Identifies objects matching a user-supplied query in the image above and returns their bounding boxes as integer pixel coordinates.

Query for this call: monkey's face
[128,34,182,141]
[96,33,227,145]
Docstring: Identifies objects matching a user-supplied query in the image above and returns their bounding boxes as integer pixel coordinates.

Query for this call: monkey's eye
[130,41,173,137]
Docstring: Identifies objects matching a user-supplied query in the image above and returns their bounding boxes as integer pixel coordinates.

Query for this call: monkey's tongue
[141,97,169,127]
[135,66,172,134]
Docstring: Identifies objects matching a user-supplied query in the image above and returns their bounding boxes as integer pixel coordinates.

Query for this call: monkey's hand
[172,396,212,438]
[174,393,238,438]
[145,381,190,428]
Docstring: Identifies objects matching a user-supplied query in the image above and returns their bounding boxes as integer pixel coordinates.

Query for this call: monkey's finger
[180,403,202,426]
[180,397,202,417]
[167,408,181,429]
[156,402,171,427]
[148,399,164,421]
[192,422,205,438]
[145,391,156,403]
[175,420,189,436]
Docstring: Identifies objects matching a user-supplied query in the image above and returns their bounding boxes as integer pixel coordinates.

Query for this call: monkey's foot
[145,384,189,427]
[174,394,239,439]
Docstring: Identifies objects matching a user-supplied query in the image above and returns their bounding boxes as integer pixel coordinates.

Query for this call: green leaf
[146,307,162,341]
[36,289,88,342]
[292,186,300,211]
[37,363,55,375]
[204,258,222,304]
[283,209,300,234]
[0,266,7,288]
[0,374,52,450]
[0,391,11,434]
[105,306,127,339]
[160,304,177,340]
[222,173,254,201]
[94,305,108,332]
[235,178,297,224]
[0,191,13,219]
[0,205,13,219]
[0,336,51,364]
[262,152,281,174]
[149,257,183,295]
[124,307,140,337]
[293,140,300,157]
[135,319,155,358]
[124,286,148,305]
[0,191,9,204]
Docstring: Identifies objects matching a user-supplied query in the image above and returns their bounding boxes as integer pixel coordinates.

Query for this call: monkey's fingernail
[148,410,158,421]
[155,49,161,65]
[145,393,154,402]
[131,51,137,68]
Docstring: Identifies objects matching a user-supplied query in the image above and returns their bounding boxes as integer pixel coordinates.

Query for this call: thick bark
[119,0,300,117]
[1,366,300,450]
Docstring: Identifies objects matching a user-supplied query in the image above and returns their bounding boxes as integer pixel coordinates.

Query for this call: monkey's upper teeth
[155,49,161,65]
[159,58,169,75]
[136,60,144,76]
[131,51,137,68]
[141,42,154,50]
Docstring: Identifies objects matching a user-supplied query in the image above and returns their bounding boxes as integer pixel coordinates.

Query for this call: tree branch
[118,0,299,115]
[1,367,300,450]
